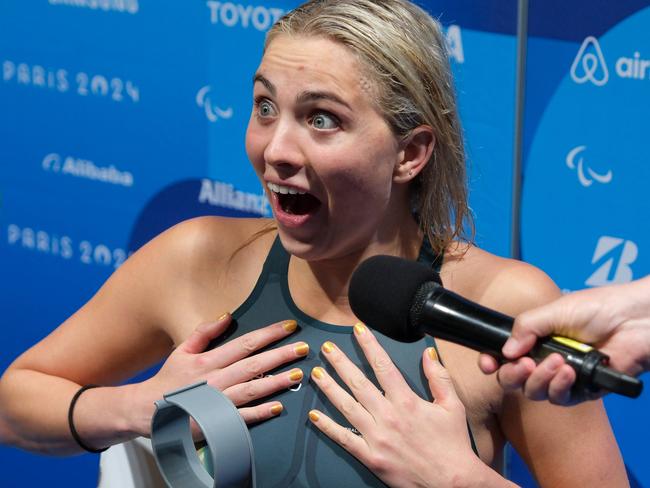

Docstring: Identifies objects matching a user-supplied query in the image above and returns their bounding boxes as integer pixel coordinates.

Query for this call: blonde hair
[266,0,472,255]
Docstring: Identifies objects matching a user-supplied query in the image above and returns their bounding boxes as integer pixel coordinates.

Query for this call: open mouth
[267,182,321,215]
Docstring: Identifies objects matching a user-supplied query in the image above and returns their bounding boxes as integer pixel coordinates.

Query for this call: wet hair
[266,0,473,255]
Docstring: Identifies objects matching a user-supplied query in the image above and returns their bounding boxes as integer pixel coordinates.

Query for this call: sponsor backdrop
[522,1,650,487]
[0,0,646,486]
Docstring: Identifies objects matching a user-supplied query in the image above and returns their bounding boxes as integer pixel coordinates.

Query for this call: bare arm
[0,217,305,454]
[489,265,628,486]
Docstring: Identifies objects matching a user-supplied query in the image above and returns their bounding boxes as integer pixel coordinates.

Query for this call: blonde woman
[0,1,626,486]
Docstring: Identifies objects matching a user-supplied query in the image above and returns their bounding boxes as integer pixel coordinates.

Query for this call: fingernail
[309,410,320,422]
[502,339,518,356]
[294,342,309,356]
[353,322,366,335]
[427,347,438,361]
[321,341,335,353]
[312,366,325,380]
[546,354,563,372]
[283,320,298,332]
[289,368,303,381]
[217,313,229,321]
[270,404,283,415]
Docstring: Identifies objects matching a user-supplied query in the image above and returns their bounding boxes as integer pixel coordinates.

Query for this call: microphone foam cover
[349,255,441,342]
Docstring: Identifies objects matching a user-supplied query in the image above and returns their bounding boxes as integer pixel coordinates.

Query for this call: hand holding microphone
[479,277,650,404]
[348,255,644,403]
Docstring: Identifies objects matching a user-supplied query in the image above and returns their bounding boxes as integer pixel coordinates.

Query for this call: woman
[0,1,627,486]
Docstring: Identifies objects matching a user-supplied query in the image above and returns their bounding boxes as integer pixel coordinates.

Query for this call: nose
[263,119,306,174]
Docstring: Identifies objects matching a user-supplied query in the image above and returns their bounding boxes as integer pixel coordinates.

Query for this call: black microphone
[348,255,643,400]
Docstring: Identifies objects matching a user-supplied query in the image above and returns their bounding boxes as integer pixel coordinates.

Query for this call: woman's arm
[0,217,306,454]
[489,264,628,486]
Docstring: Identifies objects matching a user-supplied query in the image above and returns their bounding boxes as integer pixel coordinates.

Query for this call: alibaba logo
[566,146,613,187]
[196,85,233,122]
[570,36,609,86]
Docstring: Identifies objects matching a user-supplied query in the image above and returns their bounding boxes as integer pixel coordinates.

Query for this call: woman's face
[246,35,409,261]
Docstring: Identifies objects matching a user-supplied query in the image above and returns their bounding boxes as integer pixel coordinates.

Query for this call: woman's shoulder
[124,216,277,306]
[141,216,276,265]
[441,242,561,316]
[122,216,277,341]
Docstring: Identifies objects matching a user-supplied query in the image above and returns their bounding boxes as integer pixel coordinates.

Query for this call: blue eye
[311,112,339,130]
[255,98,276,118]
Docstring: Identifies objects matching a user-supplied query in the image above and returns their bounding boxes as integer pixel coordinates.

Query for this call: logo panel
[196,85,233,122]
[565,146,613,187]
[570,36,609,86]
[585,236,637,287]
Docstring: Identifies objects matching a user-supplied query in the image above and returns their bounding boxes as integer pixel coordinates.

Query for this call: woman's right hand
[135,313,308,436]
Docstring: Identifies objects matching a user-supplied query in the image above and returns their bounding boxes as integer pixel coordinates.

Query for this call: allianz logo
[585,236,637,287]
[196,85,233,122]
[198,178,271,216]
[43,152,134,187]
[571,36,650,86]
[48,0,139,14]
[206,2,285,31]
[565,145,612,187]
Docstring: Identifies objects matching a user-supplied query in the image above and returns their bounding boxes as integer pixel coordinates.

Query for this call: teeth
[267,182,306,195]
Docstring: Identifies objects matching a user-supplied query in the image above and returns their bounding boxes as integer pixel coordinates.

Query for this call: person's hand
[135,314,308,436]
[478,277,650,405]
[309,324,512,488]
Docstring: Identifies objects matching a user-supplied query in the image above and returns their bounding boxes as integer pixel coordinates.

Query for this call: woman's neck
[287,218,423,325]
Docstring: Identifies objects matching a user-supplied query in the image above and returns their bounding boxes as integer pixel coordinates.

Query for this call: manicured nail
[427,347,438,361]
[217,313,229,321]
[353,322,366,335]
[312,366,325,379]
[294,342,309,356]
[321,341,335,353]
[289,368,303,381]
[308,410,320,422]
[283,320,298,333]
[270,404,283,415]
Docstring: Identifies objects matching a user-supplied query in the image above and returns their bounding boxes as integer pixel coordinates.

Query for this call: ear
[393,125,435,184]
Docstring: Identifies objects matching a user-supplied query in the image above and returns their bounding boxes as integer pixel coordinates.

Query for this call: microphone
[349,255,643,400]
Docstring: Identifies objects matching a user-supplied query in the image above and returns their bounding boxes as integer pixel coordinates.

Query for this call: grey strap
[150,381,256,488]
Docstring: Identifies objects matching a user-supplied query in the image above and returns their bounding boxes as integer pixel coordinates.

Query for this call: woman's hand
[308,324,513,488]
[134,314,308,436]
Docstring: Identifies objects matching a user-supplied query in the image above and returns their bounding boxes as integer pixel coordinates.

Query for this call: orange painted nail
[427,347,438,361]
[322,341,335,353]
[309,410,320,422]
[289,368,303,381]
[270,404,283,415]
[294,342,309,356]
[353,322,366,335]
[283,320,298,332]
[312,367,325,380]
[217,313,229,321]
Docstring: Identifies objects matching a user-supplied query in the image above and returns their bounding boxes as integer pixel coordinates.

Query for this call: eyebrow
[253,73,276,96]
[253,73,352,110]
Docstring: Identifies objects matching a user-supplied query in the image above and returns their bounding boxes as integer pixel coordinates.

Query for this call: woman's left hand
[309,323,513,488]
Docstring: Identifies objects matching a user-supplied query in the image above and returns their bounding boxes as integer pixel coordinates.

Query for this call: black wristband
[68,384,108,454]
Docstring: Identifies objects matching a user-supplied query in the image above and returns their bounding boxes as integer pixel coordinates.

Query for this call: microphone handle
[416,284,643,399]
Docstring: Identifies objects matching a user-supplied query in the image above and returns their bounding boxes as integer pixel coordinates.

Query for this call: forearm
[0,367,147,455]
[452,459,518,488]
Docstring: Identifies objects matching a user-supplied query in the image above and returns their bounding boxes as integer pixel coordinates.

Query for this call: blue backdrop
[1,0,648,486]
